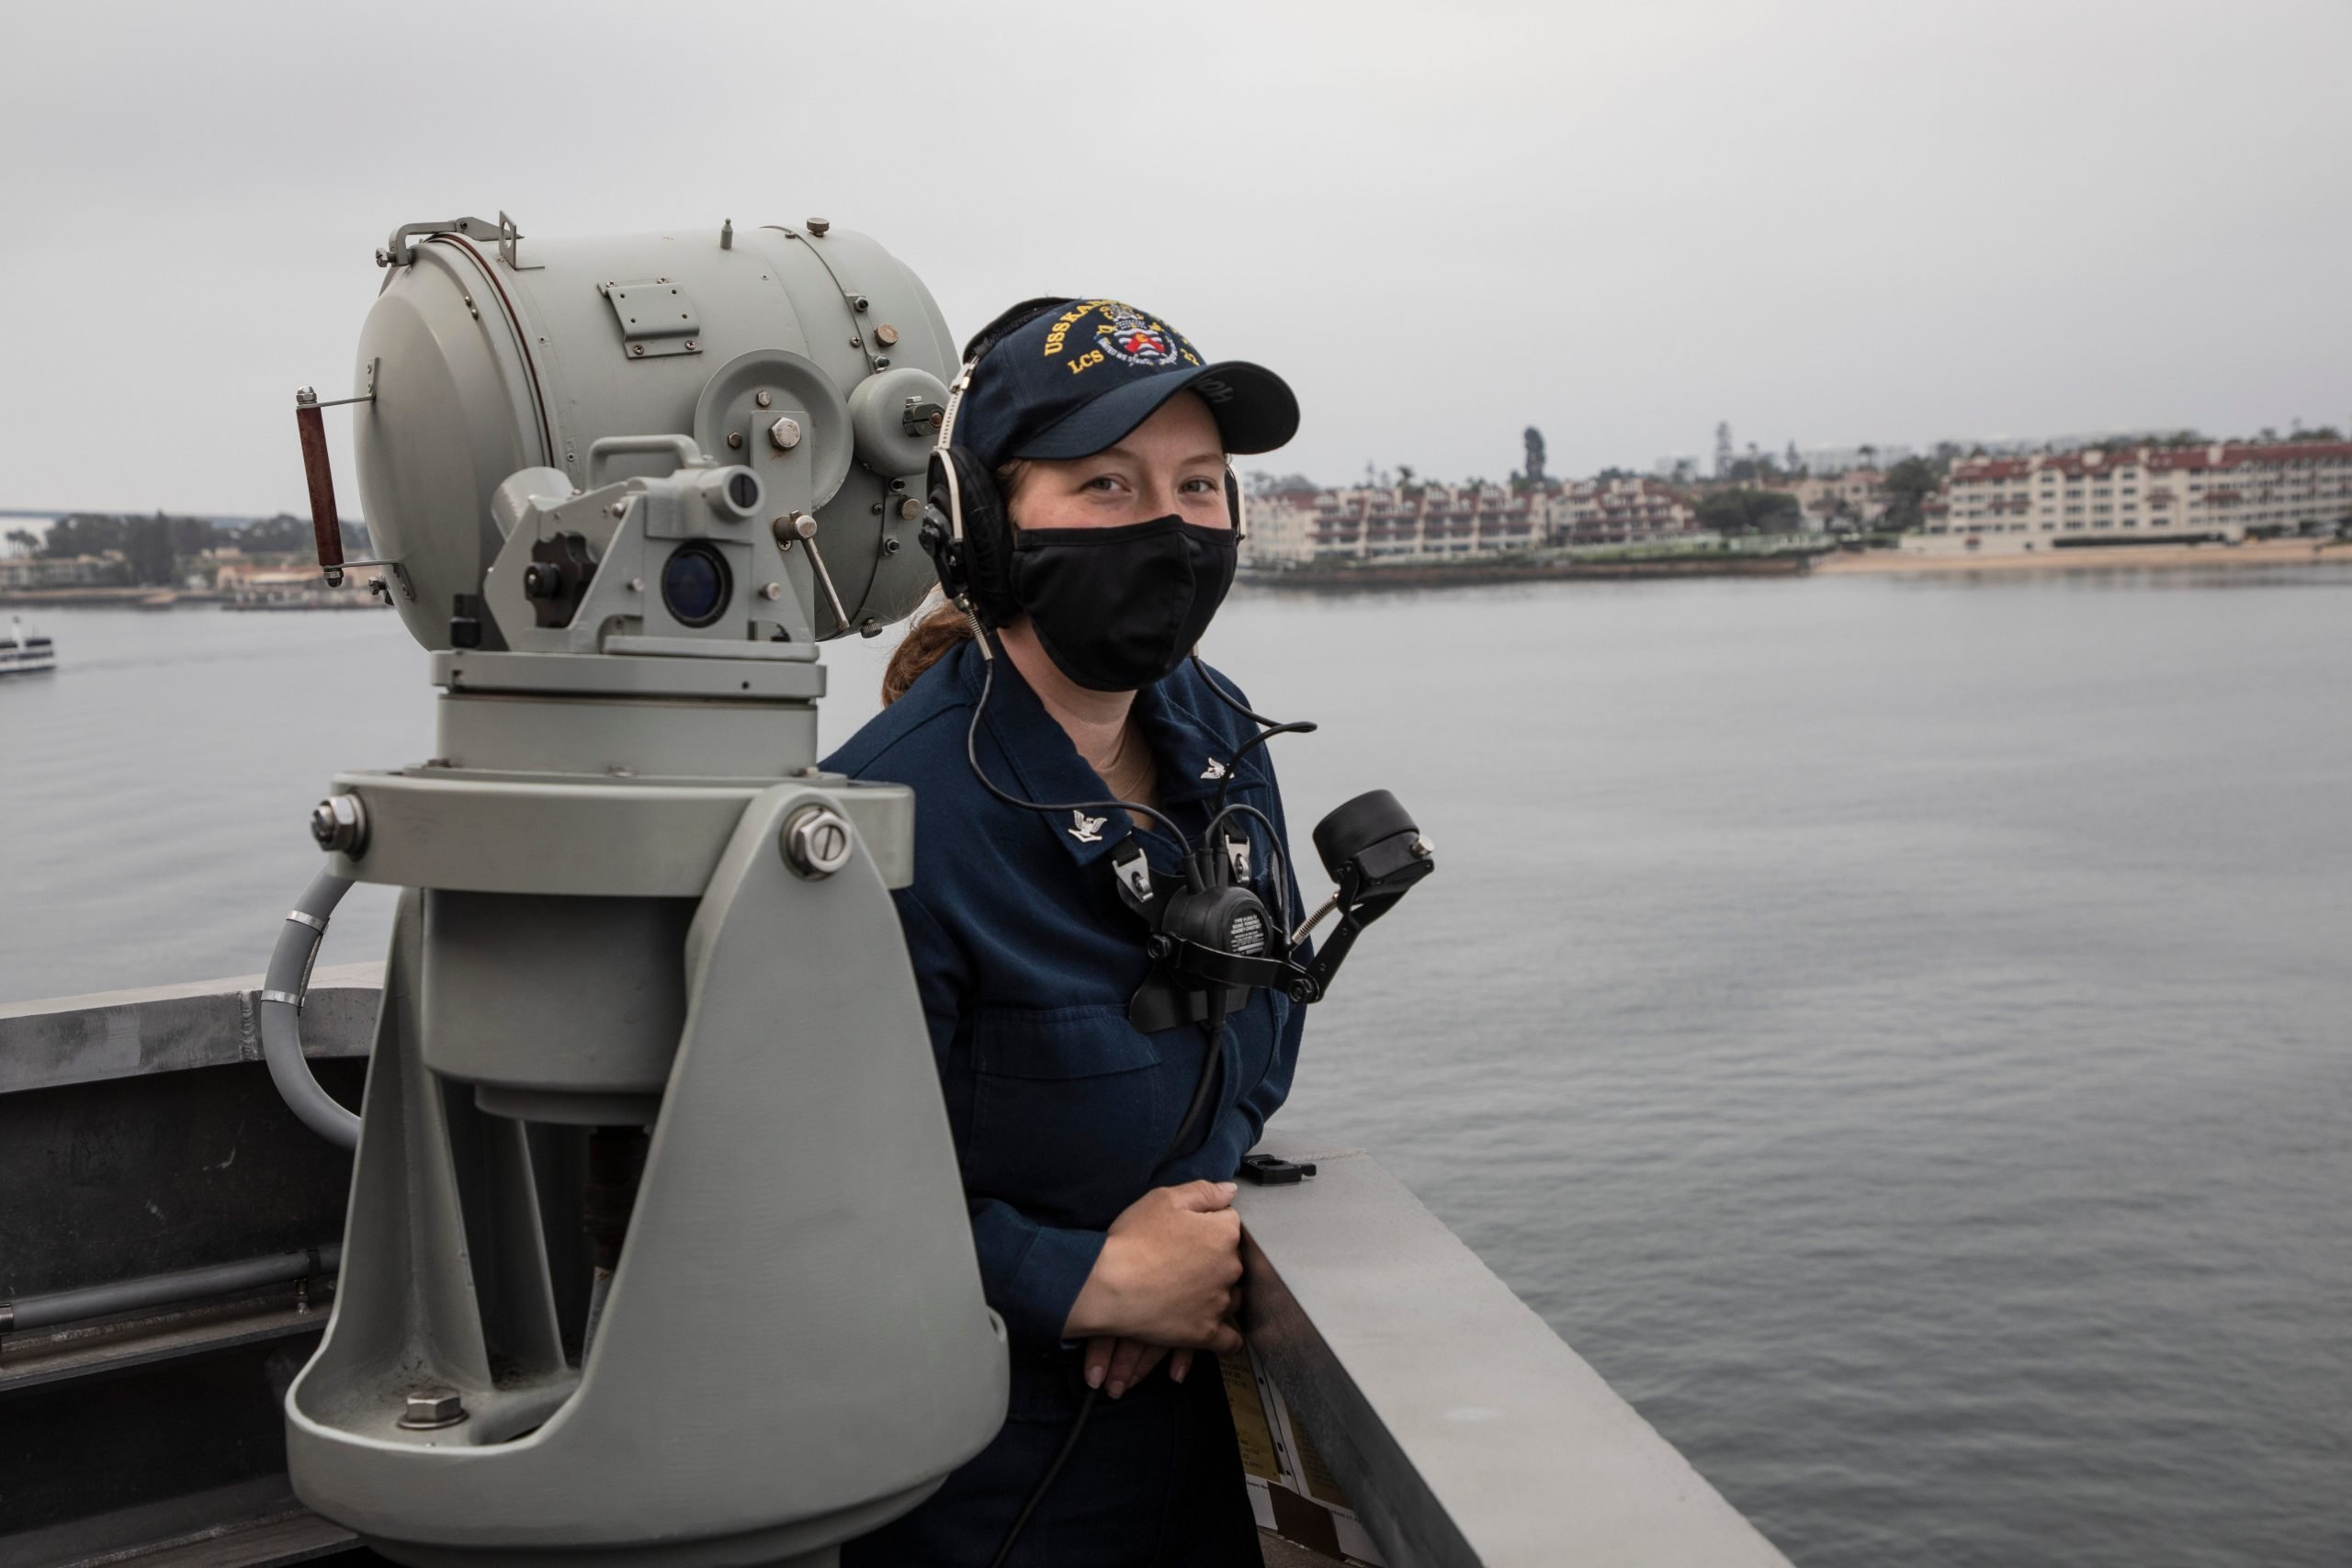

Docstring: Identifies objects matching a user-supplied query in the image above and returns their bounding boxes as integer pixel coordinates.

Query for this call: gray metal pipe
[259,869,362,1149]
[3,1244,342,1333]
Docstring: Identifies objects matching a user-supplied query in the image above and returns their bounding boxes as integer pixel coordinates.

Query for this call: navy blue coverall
[826,637,1306,1567]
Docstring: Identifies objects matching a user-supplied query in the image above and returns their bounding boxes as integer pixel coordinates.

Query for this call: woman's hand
[1063,1179,1244,1361]
[1080,1337,1197,1399]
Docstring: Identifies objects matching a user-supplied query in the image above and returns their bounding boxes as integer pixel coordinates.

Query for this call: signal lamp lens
[662,543,730,628]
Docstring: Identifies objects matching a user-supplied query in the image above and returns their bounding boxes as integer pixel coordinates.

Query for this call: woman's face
[1007,391,1229,532]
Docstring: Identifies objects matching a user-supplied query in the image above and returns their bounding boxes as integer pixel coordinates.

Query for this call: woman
[826,299,1306,1567]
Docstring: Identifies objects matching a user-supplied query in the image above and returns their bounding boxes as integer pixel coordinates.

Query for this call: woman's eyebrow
[1084,445,1226,468]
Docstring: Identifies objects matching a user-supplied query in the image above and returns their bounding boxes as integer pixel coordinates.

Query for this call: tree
[1881,456,1942,531]
[123,517,180,585]
[4,526,38,556]
[1695,487,1801,536]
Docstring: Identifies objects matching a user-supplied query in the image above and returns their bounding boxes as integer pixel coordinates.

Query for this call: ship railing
[0,973,1790,1568]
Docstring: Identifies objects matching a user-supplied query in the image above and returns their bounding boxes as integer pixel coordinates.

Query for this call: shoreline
[1812,537,2352,577]
[1238,553,1813,591]
[1241,536,2351,592]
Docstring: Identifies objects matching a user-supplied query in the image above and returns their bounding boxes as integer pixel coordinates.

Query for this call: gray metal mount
[281,213,1012,1568]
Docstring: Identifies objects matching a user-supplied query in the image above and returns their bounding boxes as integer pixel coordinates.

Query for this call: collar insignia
[1069,810,1107,844]
[1200,758,1228,781]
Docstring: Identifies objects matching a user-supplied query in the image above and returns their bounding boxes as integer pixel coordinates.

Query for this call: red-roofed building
[1245,481,1548,566]
[1550,478,1701,546]
[1912,441,2352,554]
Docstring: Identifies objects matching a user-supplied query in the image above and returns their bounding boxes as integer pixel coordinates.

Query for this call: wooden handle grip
[295,400,345,584]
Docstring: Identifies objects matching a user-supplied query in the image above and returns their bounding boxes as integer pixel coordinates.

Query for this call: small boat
[2,615,56,675]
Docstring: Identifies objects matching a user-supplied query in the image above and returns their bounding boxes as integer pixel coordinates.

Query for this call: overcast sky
[3,0,2346,515]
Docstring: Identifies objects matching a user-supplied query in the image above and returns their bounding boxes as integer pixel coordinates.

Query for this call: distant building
[0,554,112,588]
[1550,478,1701,546]
[1240,475,1704,565]
[214,561,323,591]
[1247,482,1545,566]
[1240,484,1320,569]
[1768,468,1888,529]
[1914,440,2352,554]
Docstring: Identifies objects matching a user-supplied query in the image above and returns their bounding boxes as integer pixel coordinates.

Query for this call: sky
[2,0,2347,516]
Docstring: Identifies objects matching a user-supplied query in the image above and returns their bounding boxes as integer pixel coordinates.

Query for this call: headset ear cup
[922,452,967,602]
[950,446,1022,625]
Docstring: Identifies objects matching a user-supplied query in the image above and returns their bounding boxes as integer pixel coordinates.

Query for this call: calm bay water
[4,569,2347,1566]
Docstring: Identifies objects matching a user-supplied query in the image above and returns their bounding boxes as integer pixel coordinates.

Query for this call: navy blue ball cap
[951,298,1299,468]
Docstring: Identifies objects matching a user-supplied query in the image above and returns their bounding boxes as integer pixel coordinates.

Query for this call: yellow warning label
[1220,1353,1283,1482]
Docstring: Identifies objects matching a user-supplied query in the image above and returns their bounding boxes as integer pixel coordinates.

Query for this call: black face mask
[1009,516,1238,692]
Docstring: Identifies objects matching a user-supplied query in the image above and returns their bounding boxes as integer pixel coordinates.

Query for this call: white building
[0,554,112,588]
[1255,482,1546,565]
[1913,440,2352,555]
[1239,487,1318,569]
[1550,478,1701,546]
[1769,468,1888,529]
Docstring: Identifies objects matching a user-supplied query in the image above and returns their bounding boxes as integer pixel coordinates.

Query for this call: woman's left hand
[1083,1337,1198,1399]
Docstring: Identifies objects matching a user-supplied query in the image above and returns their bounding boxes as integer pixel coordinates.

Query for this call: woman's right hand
[1062,1179,1244,1353]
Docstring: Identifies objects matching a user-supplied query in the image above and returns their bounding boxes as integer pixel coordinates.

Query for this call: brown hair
[879,460,1030,705]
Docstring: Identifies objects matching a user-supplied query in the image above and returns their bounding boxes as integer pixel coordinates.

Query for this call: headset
[913,299,1429,1568]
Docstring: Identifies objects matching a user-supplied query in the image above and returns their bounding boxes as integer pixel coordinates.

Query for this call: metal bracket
[496,210,541,271]
[379,216,503,269]
[302,358,378,412]
[602,279,703,359]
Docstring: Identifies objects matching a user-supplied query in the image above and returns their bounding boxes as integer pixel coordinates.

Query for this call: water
[5,570,2348,1566]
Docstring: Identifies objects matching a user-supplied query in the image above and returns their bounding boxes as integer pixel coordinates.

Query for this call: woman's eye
[1181,477,1219,494]
[1081,474,1125,493]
